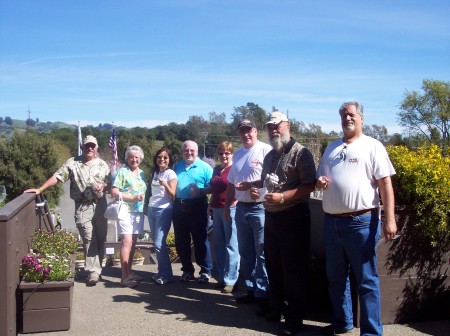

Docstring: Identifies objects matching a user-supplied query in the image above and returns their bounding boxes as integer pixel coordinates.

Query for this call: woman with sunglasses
[146,147,177,284]
[205,141,239,293]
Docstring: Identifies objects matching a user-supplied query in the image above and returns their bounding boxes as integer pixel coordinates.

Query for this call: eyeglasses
[267,122,285,131]
[218,152,232,156]
[157,156,169,160]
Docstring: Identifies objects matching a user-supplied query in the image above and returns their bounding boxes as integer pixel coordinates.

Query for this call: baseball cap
[238,119,256,130]
[83,135,98,147]
[265,111,289,126]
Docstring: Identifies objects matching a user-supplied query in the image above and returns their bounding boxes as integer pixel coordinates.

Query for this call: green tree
[363,124,389,144]
[232,102,269,131]
[398,79,450,153]
[0,131,63,206]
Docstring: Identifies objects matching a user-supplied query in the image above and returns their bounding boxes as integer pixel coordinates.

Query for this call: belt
[175,197,206,205]
[330,208,377,218]
[238,201,263,206]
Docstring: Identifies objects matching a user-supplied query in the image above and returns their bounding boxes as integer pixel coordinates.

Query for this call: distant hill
[0,119,76,139]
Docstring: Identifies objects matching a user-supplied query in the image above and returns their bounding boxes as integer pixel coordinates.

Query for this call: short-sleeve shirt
[149,169,177,208]
[113,166,147,212]
[262,139,316,213]
[316,134,395,214]
[174,158,213,199]
[227,141,272,202]
[210,165,235,208]
[54,155,110,201]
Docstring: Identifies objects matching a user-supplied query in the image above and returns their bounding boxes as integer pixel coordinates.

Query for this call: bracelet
[39,187,43,193]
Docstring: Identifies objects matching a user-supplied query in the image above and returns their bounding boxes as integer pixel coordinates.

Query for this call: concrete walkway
[18,263,449,336]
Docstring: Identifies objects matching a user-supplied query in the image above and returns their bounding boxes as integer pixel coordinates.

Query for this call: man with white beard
[250,111,316,335]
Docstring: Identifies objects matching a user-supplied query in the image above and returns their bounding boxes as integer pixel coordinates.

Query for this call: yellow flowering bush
[387,144,450,246]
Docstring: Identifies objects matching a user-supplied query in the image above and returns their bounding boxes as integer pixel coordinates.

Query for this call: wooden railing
[0,193,53,336]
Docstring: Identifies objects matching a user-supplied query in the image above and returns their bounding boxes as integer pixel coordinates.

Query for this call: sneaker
[87,272,100,286]
[198,273,211,283]
[180,272,195,282]
[151,274,160,282]
[236,290,255,304]
[221,284,236,293]
[320,325,354,335]
[154,276,170,285]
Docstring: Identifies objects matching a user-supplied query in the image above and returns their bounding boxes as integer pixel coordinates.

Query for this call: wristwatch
[279,192,285,204]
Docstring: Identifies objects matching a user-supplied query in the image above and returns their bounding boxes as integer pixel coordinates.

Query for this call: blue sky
[1,1,449,134]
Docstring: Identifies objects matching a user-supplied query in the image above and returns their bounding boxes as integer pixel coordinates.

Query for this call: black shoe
[265,309,282,322]
[235,291,255,304]
[281,321,304,335]
[214,281,225,289]
[320,324,354,335]
[255,298,269,317]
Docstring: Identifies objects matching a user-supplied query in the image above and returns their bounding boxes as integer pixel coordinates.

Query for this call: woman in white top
[146,147,177,284]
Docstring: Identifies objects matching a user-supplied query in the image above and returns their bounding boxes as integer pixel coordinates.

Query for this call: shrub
[75,251,84,260]
[31,229,78,257]
[134,249,143,259]
[166,232,178,262]
[20,229,79,282]
[387,144,450,246]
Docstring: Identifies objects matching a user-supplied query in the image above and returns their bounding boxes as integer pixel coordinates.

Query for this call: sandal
[121,276,138,288]
[130,272,143,281]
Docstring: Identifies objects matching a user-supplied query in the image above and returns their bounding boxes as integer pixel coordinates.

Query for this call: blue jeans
[147,206,173,279]
[235,202,268,298]
[173,197,212,275]
[212,207,239,286]
[324,211,382,336]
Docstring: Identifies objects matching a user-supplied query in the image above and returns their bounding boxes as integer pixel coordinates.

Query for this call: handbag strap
[118,192,123,203]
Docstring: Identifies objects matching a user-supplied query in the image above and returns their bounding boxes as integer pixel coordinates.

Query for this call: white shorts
[117,212,144,235]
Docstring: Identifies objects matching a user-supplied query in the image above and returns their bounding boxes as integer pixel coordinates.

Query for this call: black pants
[172,196,212,275]
[264,202,311,322]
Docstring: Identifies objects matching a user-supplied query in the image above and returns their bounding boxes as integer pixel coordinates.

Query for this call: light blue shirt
[174,158,213,199]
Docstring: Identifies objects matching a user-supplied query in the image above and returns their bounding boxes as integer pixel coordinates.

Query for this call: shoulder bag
[104,192,129,220]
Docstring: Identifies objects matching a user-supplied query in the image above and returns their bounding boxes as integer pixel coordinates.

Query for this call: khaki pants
[75,197,108,275]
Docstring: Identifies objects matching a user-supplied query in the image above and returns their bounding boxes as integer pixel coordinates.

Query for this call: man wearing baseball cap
[224,118,272,316]
[25,135,110,286]
[255,111,316,334]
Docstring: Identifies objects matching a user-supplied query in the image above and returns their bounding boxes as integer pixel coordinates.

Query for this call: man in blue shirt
[173,140,213,283]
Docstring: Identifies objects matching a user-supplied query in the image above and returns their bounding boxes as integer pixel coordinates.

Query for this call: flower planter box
[132,257,144,265]
[19,279,74,333]
[112,258,121,266]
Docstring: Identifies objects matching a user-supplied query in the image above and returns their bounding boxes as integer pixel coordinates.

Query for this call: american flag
[77,121,83,156]
[109,128,118,167]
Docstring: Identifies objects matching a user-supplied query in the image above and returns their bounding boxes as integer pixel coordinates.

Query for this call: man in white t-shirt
[316,102,397,336]
[224,119,272,316]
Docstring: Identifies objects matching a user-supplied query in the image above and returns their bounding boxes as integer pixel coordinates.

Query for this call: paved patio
[18,263,449,336]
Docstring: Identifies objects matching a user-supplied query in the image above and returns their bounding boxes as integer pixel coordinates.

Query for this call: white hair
[124,145,144,161]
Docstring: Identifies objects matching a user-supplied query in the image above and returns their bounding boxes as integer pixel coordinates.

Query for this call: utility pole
[200,132,208,158]
[27,107,31,130]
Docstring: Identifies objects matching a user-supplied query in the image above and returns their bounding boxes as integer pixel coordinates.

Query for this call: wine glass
[0,185,6,203]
